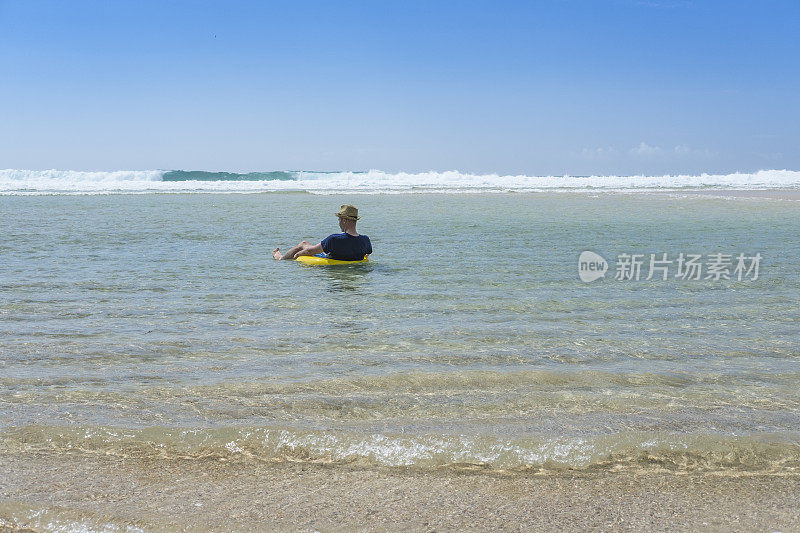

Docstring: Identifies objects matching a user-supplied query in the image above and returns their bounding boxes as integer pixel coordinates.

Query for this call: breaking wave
[1,168,800,195]
[3,425,800,474]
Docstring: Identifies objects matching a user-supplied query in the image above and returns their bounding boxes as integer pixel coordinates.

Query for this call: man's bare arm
[293,243,323,257]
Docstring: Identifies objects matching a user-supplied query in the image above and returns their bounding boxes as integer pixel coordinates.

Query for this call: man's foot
[272,247,283,260]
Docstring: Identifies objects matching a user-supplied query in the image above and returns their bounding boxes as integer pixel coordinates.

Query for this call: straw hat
[335,204,360,220]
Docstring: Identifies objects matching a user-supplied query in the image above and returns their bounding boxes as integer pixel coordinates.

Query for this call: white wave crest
[0,168,164,183]
[2,168,800,195]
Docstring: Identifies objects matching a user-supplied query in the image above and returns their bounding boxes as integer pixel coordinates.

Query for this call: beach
[2,181,800,530]
[3,454,800,531]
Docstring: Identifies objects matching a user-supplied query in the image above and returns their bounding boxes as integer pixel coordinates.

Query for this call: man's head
[336,204,359,231]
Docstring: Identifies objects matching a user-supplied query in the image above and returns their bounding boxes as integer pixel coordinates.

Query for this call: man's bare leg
[273,241,312,261]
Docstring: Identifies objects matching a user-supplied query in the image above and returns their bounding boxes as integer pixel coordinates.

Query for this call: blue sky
[1,0,798,175]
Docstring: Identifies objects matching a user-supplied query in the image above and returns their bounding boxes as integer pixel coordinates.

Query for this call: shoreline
[2,453,799,531]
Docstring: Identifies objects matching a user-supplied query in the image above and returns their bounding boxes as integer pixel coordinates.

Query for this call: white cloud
[673,144,715,157]
[580,147,618,158]
[581,142,715,162]
[631,142,662,156]
[673,144,691,155]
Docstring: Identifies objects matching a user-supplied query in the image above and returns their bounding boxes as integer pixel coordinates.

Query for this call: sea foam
[1,168,799,194]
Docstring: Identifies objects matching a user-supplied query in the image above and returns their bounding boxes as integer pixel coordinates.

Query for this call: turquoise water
[1,192,799,472]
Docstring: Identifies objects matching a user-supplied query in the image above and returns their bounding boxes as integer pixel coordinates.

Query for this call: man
[272,204,373,261]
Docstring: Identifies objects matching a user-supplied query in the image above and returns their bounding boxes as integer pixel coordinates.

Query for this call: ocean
[1,170,799,481]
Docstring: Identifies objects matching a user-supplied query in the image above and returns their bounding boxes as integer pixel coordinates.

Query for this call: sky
[1,0,799,175]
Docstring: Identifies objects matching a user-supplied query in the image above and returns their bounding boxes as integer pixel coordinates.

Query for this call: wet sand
[1,453,799,532]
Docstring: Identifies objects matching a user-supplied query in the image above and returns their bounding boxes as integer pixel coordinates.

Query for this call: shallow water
[1,192,799,472]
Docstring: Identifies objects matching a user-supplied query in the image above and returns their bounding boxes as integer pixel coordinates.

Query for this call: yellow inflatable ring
[295,255,369,266]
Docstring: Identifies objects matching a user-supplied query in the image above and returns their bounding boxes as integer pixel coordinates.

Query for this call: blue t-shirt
[321,233,372,261]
